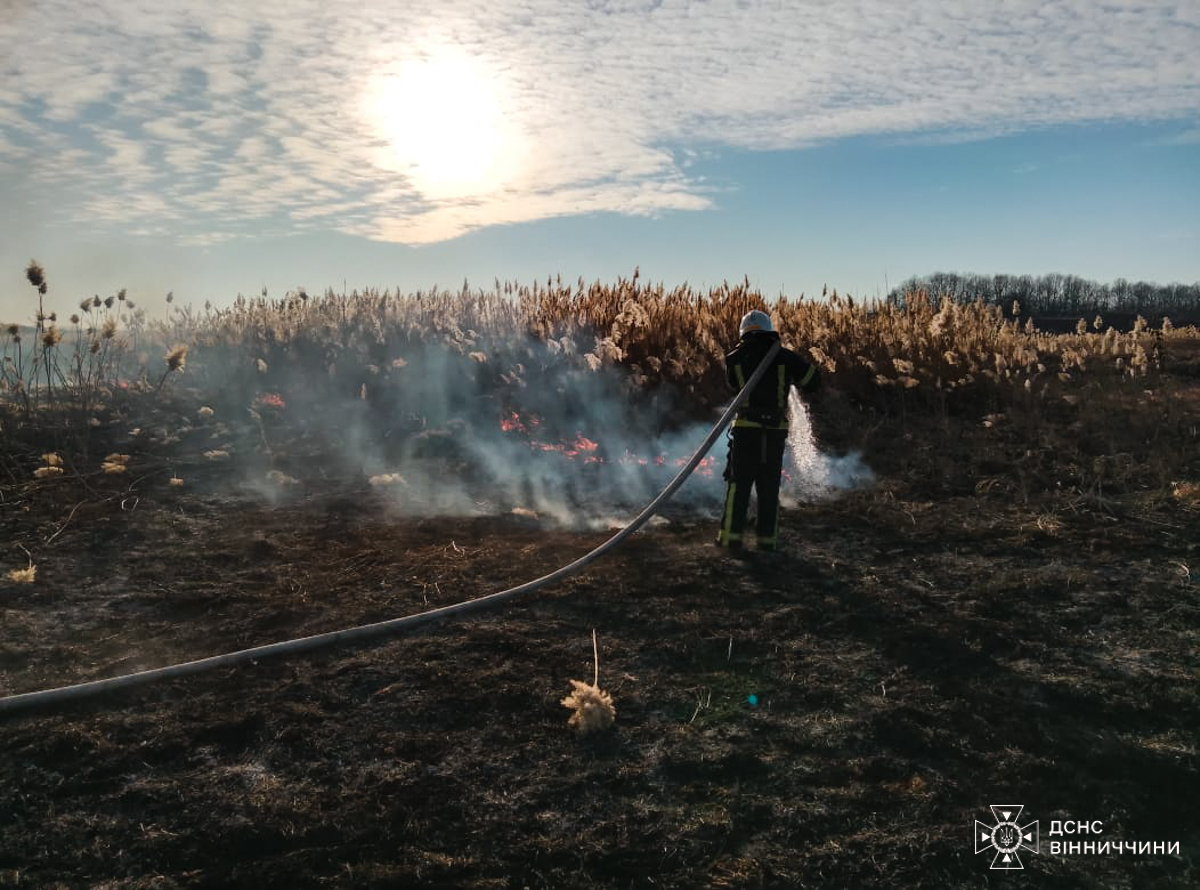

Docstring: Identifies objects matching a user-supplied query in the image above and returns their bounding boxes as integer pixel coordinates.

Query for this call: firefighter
[717,310,820,552]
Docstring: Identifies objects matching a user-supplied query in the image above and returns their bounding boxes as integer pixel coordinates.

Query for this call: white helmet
[738,310,773,337]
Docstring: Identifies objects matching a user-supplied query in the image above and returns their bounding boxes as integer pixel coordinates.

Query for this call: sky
[1,0,1198,323]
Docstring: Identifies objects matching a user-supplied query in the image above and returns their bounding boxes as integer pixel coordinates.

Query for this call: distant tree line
[887,272,1200,327]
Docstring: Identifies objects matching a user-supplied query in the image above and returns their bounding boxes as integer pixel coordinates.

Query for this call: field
[1,273,1198,887]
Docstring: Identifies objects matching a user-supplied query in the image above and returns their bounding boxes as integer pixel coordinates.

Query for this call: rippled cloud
[1,0,1196,245]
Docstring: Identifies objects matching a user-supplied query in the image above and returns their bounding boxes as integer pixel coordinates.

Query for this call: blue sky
[1,0,1198,323]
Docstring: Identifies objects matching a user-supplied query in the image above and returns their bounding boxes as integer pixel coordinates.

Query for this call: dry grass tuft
[203,450,231,461]
[7,565,36,583]
[368,473,406,488]
[562,680,616,734]
[100,453,130,475]
[561,630,616,734]
[164,344,188,372]
[1172,482,1200,509]
[266,469,299,486]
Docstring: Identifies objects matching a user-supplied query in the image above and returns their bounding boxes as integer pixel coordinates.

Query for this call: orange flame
[498,412,725,475]
[500,410,543,434]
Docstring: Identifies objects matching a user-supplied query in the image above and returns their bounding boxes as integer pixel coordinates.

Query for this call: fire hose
[0,341,781,716]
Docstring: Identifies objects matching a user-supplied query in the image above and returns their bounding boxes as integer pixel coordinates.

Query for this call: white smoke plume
[213,337,730,529]
[186,334,869,529]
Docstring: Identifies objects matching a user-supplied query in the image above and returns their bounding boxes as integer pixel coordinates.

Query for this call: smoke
[782,389,874,504]
[215,336,729,529]
[182,334,868,529]
[415,379,729,527]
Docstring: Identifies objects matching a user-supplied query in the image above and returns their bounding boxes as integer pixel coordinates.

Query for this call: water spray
[784,389,874,501]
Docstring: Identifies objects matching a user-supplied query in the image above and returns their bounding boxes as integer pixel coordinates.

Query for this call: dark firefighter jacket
[725,331,820,429]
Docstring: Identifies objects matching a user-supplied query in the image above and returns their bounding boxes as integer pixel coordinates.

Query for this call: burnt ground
[2,377,1199,888]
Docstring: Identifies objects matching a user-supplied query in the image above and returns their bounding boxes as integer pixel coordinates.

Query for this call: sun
[362,46,522,201]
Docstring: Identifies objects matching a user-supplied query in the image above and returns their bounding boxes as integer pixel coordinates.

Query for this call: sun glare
[363,47,523,201]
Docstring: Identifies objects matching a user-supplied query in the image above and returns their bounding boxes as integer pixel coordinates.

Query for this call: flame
[562,433,599,459]
[500,410,543,434]
[255,392,286,409]
[498,410,723,475]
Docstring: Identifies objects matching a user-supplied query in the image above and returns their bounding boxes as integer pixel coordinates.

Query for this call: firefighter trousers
[718,427,788,549]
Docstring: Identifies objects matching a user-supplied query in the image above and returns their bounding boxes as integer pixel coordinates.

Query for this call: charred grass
[2,441,1198,886]
[1,283,1198,888]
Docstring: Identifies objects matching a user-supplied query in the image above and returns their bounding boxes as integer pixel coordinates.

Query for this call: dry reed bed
[3,265,1196,503]
[5,262,1187,415]
[142,279,1190,410]
[186,287,1173,403]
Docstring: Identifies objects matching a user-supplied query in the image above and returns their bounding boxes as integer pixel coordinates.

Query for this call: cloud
[0,0,1196,246]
